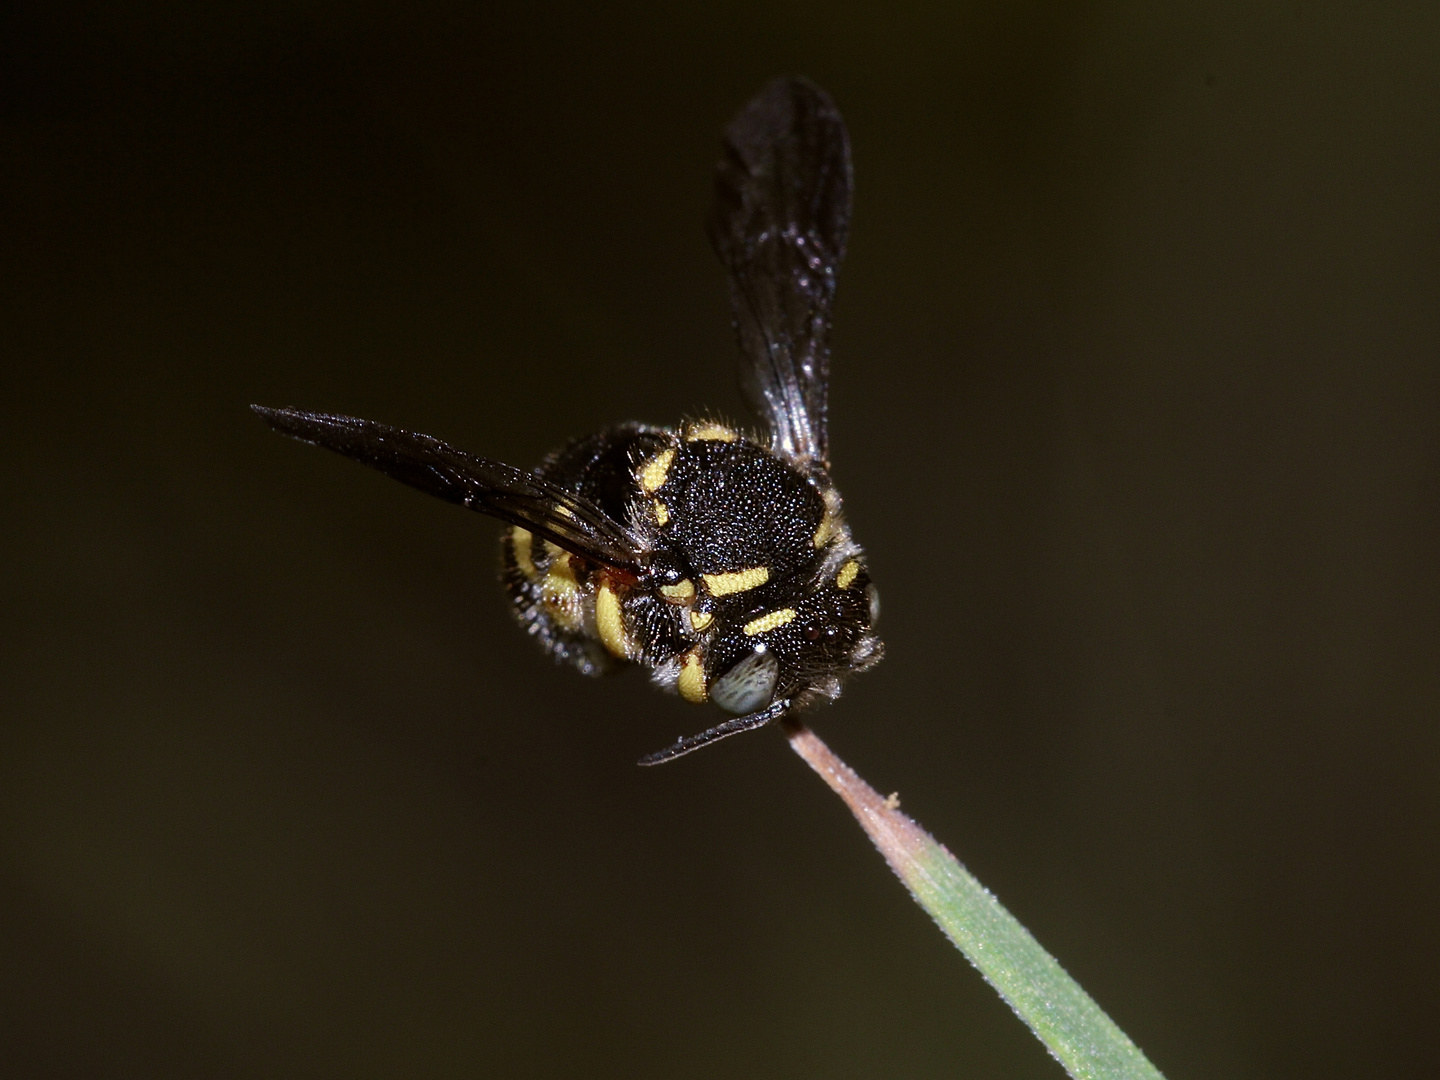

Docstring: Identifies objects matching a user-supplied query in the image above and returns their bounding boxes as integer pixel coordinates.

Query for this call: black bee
[254,77,882,764]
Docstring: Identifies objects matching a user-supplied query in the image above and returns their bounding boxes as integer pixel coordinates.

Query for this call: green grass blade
[786,723,1166,1080]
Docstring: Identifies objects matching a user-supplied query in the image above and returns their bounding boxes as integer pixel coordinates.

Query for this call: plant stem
[784,721,1166,1080]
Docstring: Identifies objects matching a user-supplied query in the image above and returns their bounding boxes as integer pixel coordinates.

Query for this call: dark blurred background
[3,3,1437,1077]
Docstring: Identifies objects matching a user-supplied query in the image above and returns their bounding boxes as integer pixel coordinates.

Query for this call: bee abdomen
[502,525,615,677]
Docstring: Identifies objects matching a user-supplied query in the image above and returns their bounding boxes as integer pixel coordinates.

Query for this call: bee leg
[637,700,791,766]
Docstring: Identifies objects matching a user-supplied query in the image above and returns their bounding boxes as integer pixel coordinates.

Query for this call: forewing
[708,76,852,467]
[253,406,645,574]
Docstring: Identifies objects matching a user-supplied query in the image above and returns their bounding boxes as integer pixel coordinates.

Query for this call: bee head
[634,427,883,718]
[699,559,883,716]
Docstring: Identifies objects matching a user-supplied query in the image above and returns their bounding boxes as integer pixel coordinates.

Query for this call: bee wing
[253,406,646,575]
[708,76,852,468]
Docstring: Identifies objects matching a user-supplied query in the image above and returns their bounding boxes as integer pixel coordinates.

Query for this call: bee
[254,77,883,764]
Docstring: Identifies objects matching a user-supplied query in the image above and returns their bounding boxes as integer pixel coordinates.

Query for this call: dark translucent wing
[253,406,645,574]
[708,76,852,467]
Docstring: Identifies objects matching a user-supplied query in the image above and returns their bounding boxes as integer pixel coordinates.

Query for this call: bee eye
[866,583,881,625]
[710,646,779,715]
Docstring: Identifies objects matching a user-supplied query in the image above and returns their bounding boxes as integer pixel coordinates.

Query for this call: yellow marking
[836,559,860,590]
[689,609,714,632]
[685,422,737,442]
[743,608,796,636]
[813,487,842,548]
[541,554,583,631]
[813,511,837,548]
[595,579,631,659]
[555,504,575,519]
[701,566,770,596]
[659,578,695,602]
[653,499,670,526]
[677,649,707,703]
[638,448,676,493]
[511,527,537,579]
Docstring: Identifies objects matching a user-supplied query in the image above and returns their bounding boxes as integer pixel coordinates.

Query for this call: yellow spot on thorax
[510,527,537,579]
[639,448,675,494]
[659,578,695,602]
[743,608,796,636]
[813,511,838,548]
[595,579,631,659]
[677,649,707,703]
[653,499,669,526]
[689,609,713,632]
[685,422,738,442]
[813,487,842,548]
[701,566,769,596]
[835,559,860,590]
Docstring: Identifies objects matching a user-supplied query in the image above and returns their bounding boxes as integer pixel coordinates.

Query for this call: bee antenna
[637,700,791,766]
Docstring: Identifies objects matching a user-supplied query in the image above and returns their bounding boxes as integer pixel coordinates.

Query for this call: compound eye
[710,646,779,715]
[866,583,881,626]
